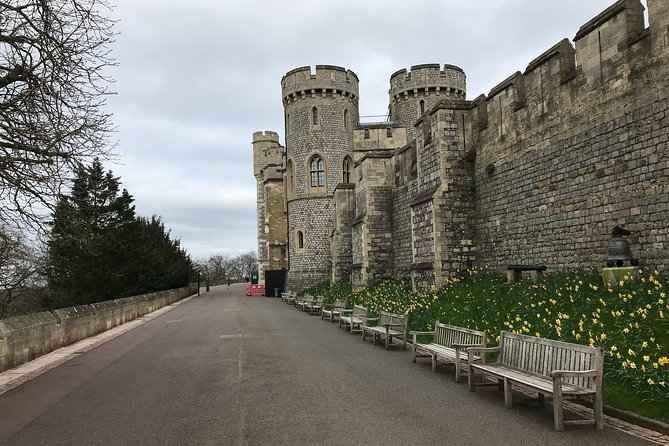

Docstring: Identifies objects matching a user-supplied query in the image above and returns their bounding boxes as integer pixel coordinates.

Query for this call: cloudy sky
[105,0,643,261]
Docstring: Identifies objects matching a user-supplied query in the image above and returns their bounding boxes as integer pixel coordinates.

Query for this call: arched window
[343,109,349,130]
[364,129,370,139]
[309,155,325,188]
[297,231,304,250]
[419,99,425,116]
[286,160,295,198]
[312,107,319,126]
[342,156,352,183]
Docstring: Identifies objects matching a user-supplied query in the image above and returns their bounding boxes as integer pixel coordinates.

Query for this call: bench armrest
[409,331,434,343]
[340,309,353,315]
[466,346,500,354]
[467,346,499,365]
[366,317,379,322]
[409,331,434,336]
[452,343,484,349]
[550,369,599,379]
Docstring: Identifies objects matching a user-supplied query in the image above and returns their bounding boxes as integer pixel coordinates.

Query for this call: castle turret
[281,65,360,290]
[252,131,288,282]
[389,64,466,140]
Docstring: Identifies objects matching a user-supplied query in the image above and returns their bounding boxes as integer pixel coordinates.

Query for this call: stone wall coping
[524,38,574,74]
[573,0,632,41]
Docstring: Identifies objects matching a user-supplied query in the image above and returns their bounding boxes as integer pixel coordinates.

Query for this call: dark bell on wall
[606,226,639,267]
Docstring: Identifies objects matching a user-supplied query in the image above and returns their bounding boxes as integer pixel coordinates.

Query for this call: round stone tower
[389,64,466,140]
[281,65,359,290]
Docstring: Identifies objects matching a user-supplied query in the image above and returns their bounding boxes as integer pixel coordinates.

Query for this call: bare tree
[0,225,43,318]
[195,251,258,284]
[237,250,257,279]
[0,0,117,229]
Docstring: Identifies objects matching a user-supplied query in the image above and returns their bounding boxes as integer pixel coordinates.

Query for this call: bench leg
[507,270,522,283]
[504,377,513,408]
[594,391,604,430]
[552,378,564,431]
[538,393,545,407]
[412,345,417,363]
[431,355,437,372]
[468,368,475,391]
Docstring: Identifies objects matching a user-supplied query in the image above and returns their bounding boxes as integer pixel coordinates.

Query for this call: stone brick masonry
[254,0,669,291]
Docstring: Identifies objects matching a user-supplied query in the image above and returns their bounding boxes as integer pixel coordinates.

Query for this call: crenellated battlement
[389,64,466,102]
[252,130,284,179]
[574,0,645,88]
[281,65,359,105]
[475,0,669,144]
[252,130,280,143]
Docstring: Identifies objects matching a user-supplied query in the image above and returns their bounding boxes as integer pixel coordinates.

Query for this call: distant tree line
[196,251,258,285]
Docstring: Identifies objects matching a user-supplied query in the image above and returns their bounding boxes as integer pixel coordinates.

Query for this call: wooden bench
[296,295,314,311]
[507,264,547,283]
[338,305,367,335]
[467,331,604,431]
[281,291,296,304]
[362,311,409,350]
[306,296,325,315]
[321,299,347,322]
[410,322,487,382]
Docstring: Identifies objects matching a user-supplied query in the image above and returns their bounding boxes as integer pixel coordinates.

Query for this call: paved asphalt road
[0,284,655,445]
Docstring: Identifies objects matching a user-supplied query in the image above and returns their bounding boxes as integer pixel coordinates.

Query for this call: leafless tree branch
[0,0,118,231]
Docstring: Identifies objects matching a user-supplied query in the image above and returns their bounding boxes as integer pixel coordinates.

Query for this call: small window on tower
[364,129,370,139]
[297,230,305,250]
[287,160,295,199]
[312,107,319,126]
[342,156,352,183]
[419,99,425,116]
[309,155,325,192]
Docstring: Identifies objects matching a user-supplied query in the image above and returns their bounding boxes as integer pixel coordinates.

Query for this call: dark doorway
[265,269,287,297]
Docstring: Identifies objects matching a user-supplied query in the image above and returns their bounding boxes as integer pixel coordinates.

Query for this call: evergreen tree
[45,160,194,309]
[46,160,136,308]
[131,216,193,293]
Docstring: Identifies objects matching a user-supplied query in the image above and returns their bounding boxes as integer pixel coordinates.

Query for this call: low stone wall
[0,284,197,373]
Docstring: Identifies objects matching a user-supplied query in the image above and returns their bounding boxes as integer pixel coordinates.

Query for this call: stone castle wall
[471,0,669,273]
[254,0,669,292]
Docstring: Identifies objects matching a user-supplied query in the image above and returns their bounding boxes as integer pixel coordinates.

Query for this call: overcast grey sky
[105,0,639,261]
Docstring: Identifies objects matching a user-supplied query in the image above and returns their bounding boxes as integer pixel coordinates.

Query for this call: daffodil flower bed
[303,268,669,422]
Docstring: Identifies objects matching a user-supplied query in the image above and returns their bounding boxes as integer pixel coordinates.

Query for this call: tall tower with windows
[389,64,466,141]
[281,65,359,290]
